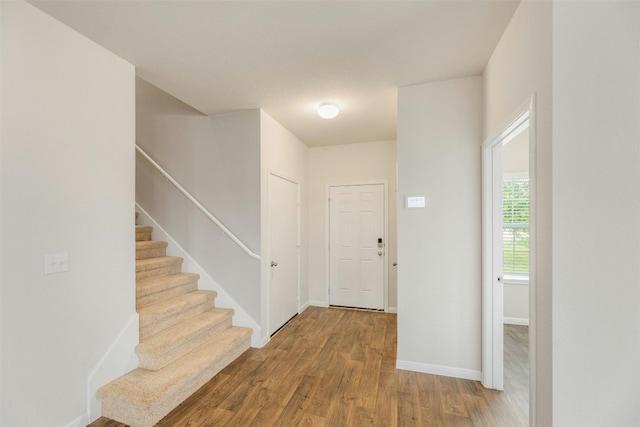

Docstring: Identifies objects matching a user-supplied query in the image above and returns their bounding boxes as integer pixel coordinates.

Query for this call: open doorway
[482,98,535,424]
[502,118,530,421]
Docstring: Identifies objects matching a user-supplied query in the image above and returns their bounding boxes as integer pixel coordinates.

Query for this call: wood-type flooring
[91,306,529,426]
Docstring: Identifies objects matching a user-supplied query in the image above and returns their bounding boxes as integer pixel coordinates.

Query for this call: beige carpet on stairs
[96,218,252,427]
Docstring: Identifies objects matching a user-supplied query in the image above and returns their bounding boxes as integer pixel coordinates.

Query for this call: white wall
[483,1,552,422]
[397,77,482,379]
[136,79,262,323]
[307,140,398,310]
[1,2,135,425]
[259,111,309,344]
[503,128,529,175]
[552,2,640,425]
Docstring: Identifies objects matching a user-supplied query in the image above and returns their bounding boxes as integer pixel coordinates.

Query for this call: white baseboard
[396,359,482,381]
[65,414,90,427]
[299,301,310,313]
[504,317,529,326]
[136,204,263,348]
[387,306,397,314]
[308,300,329,308]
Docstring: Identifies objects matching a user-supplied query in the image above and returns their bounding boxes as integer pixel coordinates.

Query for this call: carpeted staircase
[96,217,252,427]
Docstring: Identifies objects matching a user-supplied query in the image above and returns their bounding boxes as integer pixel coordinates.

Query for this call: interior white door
[491,142,505,390]
[329,184,385,310]
[268,173,299,335]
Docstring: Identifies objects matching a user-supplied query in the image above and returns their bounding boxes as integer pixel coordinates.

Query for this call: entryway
[328,183,386,310]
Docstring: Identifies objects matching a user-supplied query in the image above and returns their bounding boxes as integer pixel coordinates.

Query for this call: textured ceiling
[30,1,519,147]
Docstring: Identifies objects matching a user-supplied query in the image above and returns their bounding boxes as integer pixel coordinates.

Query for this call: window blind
[503,177,529,274]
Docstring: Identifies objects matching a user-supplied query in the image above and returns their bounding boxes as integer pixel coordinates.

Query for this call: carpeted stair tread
[136,241,168,250]
[135,256,183,280]
[98,326,252,427]
[136,256,182,272]
[137,308,234,371]
[136,273,200,309]
[135,225,152,242]
[138,291,216,340]
[136,241,168,260]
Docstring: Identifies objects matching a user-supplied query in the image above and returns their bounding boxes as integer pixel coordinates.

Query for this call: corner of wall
[87,314,139,423]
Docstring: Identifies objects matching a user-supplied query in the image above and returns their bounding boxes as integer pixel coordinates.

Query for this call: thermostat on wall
[405,195,426,209]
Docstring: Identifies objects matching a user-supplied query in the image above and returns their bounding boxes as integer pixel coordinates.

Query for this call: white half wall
[397,77,482,377]
[260,111,309,344]
[136,79,261,323]
[552,2,640,425]
[308,140,398,311]
[1,2,135,425]
[504,282,529,325]
[483,1,552,422]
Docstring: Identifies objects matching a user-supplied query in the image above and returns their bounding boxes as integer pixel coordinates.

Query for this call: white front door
[329,184,385,310]
[268,173,299,335]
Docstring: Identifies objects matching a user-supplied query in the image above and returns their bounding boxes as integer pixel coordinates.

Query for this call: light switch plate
[406,195,426,209]
[44,252,69,275]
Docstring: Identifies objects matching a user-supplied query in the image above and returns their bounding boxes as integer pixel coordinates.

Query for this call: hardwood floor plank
[461,393,498,427]
[416,373,447,426]
[504,324,529,421]
[223,386,271,426]
[297,413,327,427]
[351,404,377,426]
[305,350,349,417]
[381,312,398,374]
[398,369,419,394]
[90,307,528,427]
[156,372,234,425]
[398,390,422,426]
[274,374,317,426]
[375,370,398,426]
[355,347,382,410]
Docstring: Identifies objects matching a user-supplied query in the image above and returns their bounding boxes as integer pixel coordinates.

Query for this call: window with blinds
[503,177,529,275]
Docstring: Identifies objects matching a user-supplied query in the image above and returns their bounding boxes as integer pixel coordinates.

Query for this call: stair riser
[136,247,167,260]
[100,333,250,427]
[136,264,181,281]
[135,231,152,242]
[138,317,233,371]
[136,281,199,310]
[140,299,215,341]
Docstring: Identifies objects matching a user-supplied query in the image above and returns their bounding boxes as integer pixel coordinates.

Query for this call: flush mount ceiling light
[317,102,340,119]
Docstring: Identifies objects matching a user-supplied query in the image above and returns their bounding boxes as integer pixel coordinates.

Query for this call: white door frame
[267,170,301,336]
[481,95,536,424]
[325,180,389,311]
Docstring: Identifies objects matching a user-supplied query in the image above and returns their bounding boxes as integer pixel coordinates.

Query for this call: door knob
[271,261,278,267]
[378,251,382,256]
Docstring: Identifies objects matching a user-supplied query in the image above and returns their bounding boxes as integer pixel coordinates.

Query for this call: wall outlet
[44,252,69,275]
